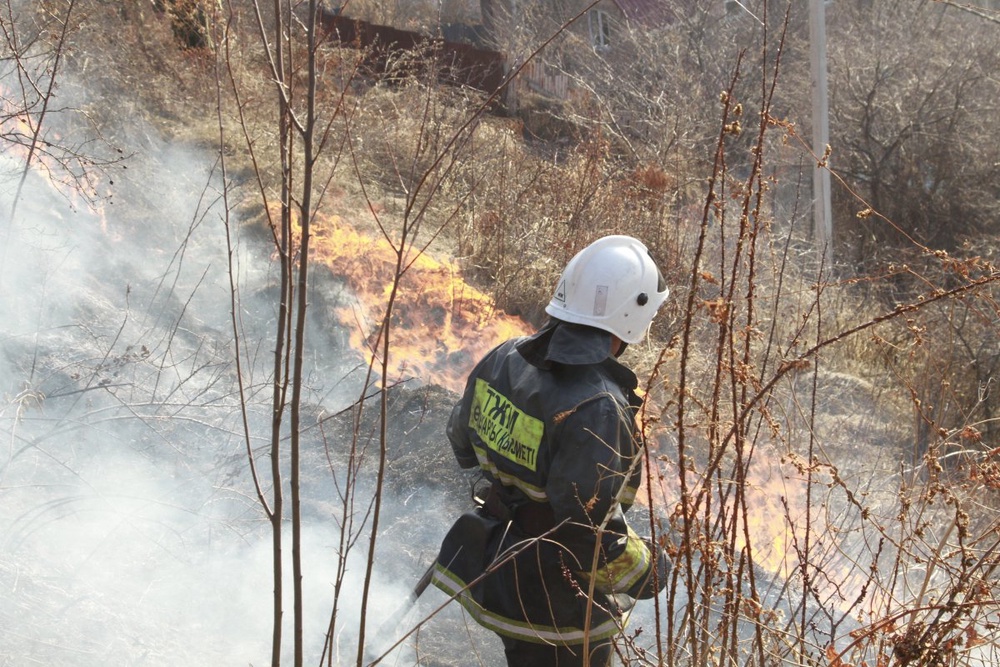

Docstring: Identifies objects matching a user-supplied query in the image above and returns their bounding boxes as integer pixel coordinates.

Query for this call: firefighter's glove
[634,538,671,600]
[595,530,671,600]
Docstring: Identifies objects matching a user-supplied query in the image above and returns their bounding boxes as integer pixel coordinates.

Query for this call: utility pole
[809,0,833,266]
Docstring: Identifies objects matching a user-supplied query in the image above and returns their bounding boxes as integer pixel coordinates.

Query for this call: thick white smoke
[0,125,442,664]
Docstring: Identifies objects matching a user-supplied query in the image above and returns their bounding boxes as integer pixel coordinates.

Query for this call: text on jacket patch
[471,378,544,471]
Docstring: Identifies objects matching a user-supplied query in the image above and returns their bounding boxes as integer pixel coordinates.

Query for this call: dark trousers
[500,635,613,667]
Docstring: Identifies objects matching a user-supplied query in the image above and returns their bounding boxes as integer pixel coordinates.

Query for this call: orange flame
[644,440,862,603]
[1,87,111,232]
[308,213,531,394]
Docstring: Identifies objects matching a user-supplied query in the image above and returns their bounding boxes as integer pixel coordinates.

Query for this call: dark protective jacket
[432,320,668,645]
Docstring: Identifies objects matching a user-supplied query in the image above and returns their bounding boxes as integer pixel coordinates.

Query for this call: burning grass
[307,211,531,394]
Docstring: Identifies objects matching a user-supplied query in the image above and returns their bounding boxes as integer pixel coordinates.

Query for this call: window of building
[588,9,611,50]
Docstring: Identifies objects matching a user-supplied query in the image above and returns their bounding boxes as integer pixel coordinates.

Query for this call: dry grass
[28,2,1000,665]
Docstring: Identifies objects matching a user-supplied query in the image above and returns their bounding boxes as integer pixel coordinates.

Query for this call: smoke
[2,143,239,663]
[0,114,441,663]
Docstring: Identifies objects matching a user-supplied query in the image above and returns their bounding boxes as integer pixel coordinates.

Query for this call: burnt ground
[305,378,509,665]
[0,156,504,664]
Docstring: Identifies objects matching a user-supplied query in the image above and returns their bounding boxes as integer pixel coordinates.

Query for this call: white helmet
[545,235,668,344]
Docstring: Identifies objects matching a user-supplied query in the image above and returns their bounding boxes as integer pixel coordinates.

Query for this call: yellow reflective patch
[470,378,544,471]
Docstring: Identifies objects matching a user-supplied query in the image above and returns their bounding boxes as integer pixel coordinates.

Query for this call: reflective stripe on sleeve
[576,526,651,594]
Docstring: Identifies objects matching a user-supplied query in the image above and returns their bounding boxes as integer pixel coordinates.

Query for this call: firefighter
[432,235,671,666]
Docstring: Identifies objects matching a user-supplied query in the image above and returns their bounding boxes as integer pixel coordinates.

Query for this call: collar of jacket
[515,320,639,391]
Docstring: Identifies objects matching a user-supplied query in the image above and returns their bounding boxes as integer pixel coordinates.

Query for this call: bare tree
[829,0,1000,263]
[215,1,511,665]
